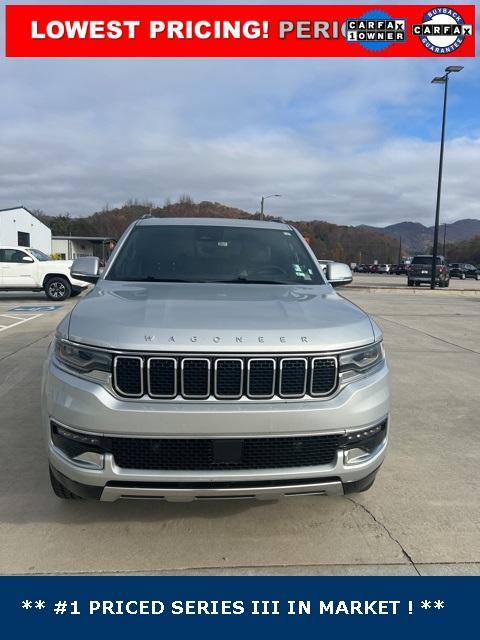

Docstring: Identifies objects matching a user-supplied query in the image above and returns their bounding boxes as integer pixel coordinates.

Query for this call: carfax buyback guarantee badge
[412,6,473,54]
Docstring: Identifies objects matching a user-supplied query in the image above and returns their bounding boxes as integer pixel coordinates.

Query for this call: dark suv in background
[448,263,480,280]
[407,255,450,287]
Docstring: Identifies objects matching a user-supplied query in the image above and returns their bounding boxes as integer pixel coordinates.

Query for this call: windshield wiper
[121,277,198,283]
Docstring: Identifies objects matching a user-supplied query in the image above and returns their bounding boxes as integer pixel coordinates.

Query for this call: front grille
[113,354,338,400]
[110,434,341,470]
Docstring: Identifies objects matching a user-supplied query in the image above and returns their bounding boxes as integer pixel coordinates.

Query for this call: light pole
[430,65,463,289]
[260,194,281,220]
[443,222,447,257]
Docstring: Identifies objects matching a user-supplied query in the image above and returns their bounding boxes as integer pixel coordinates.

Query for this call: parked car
[42,217,389,502]
[390,264,407,275]
[354,264,369,273]
[369,264,379,273]
[407,255,450,287]
[448,263,480,280]
[0,246,88,300]
[376,264,391,274]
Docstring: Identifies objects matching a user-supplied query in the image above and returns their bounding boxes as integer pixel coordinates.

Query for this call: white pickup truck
[0,246,88,300]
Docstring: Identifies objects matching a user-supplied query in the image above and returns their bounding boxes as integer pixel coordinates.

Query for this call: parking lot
[0,285,479,576]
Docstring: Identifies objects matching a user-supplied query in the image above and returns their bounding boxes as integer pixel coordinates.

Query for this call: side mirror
[22,255,34,263]
[71,256,100,284]
[326,262,353,287]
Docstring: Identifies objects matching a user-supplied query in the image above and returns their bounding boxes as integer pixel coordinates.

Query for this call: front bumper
[43,357,389,501]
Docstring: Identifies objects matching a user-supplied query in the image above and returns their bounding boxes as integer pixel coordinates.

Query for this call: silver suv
[42,218,389,501]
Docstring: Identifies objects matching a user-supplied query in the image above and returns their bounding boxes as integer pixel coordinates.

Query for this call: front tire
[45,276,71,301]
[408,280,414,287]
[461,273,466,280]
[49,468,81,500]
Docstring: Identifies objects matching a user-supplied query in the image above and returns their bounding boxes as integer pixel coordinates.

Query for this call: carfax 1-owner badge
[412,6,473,54]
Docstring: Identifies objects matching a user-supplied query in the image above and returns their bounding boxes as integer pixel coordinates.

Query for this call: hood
[67,280,375,352]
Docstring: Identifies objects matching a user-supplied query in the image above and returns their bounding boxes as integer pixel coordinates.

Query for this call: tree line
[35,197,400,264]
[444,235,480,265]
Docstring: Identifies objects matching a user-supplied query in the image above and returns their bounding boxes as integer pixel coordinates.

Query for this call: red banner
[5,4,476,58]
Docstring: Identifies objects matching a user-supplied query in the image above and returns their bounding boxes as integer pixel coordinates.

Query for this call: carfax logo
[412,7,472,54]
[345,9,406,52]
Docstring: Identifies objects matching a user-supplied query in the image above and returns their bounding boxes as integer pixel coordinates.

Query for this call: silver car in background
[42,218,389,502]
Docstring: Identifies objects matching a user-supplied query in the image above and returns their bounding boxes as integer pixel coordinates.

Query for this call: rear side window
[411,256,441,265]
[0,249,29,263]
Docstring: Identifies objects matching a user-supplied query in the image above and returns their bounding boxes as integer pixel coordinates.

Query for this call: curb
[348,286,480,296]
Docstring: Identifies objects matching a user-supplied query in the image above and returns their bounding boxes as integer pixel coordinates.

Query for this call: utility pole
[259,194,281,220]
[430,65,463,289]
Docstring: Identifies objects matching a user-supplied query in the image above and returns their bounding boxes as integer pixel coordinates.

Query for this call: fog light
[56,425,104,448]
[341,421,387,466]
[51,422,110,467]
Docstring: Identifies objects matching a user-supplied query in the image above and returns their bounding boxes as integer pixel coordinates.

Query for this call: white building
[0,206,52,254]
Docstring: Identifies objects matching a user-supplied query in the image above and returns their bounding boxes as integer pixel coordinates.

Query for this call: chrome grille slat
[310,357,338,397]
[247,358,276,399]
[214,358,243,399]
[148,357,177,398]
[181,358,211,399]
[113,356,144,397]
[279,358,307,398]
[113,354,338,400]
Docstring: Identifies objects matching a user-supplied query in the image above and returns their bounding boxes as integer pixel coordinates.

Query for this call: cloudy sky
[0,1,479,226]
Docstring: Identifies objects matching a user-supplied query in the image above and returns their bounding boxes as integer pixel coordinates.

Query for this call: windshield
[28,248,50,261]
[107,225,324,285]
[411,256,442,265]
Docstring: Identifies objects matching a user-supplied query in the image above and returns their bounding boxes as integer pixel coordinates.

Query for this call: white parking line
[0,314,24,320]
[0,313,43,333]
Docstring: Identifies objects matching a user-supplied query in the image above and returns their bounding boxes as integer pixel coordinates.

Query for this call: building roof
[0,205,35,215]
[52,236,115,241]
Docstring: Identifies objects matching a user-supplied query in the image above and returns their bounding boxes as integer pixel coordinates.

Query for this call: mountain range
[359,219,480,255]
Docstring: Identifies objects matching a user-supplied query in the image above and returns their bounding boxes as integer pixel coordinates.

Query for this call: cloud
[0,24,478,225]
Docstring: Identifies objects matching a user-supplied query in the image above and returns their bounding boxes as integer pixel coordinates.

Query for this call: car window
[411,256,441,265]
[28,248,50,261]
[0,249,29,263]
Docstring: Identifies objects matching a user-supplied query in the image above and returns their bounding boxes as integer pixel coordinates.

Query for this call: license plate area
[212,439,244,464]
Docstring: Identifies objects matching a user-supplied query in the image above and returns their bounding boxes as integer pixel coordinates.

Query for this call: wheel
[407,280,413,287]
[461,272,466,280]
[49,468,81,500]
[476,274,480,281]
[45,276,71,301]
[444,279,450,288]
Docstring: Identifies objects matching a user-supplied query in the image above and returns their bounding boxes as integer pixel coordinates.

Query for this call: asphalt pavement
[0,286,479,576]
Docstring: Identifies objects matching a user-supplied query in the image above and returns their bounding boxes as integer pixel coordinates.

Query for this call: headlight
[339,341,385,381]
[54,337,112,375]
